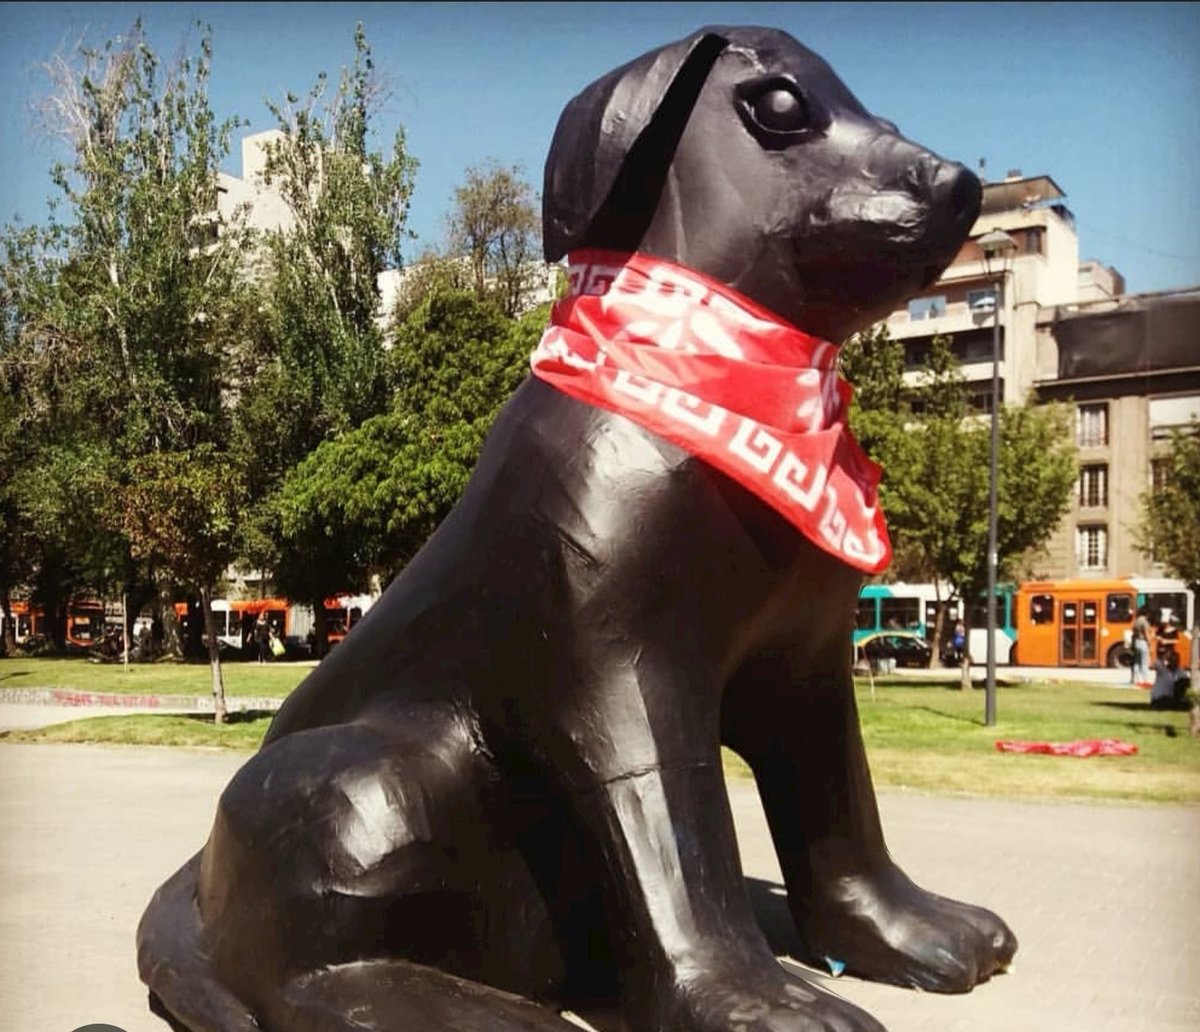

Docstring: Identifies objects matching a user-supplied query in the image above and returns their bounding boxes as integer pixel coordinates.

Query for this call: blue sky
[1,2,1197,295]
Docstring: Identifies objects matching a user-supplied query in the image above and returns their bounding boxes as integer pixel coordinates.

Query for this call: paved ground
[1,737,1196,1032]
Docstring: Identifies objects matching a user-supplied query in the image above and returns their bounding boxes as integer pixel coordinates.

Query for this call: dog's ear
[542,31,729,262]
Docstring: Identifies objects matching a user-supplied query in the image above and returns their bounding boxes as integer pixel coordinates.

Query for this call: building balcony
[886,299,1005,340]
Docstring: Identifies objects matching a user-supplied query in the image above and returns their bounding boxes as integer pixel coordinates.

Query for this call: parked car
[856,631,933,670]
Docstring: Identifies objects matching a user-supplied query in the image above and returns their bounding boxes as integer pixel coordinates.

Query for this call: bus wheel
[1106,643,1131,669]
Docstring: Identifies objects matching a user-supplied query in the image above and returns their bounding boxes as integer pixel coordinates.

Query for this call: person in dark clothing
[1150,650,1189,710]
[254,613,271,665]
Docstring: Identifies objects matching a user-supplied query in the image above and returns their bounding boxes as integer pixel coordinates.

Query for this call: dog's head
[543,26,981,343]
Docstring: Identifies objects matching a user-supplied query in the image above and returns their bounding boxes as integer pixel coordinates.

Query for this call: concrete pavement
[1,741,1196,1032]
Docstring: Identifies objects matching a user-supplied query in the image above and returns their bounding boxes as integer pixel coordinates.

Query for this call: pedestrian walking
[254,613,271,665]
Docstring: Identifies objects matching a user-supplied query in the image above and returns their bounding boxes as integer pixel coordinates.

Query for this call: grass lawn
[727,678,1199,805]
[2,667,1196,804]
[0,656,311,698]
[2,711,276,750]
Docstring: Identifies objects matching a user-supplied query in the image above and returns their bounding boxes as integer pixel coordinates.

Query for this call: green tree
[1134,421,1200,733]
[447,161,542,317]
[6,20,254,712]
[113,447,245,719]
[387,246,472,324]
[0,263,36,654]
[272,291,542,602]
[236,24,418,653]
[1,228,122,651]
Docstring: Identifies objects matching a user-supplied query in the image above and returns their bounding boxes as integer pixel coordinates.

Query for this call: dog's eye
[749,86,809,133]
[735,77,823,146]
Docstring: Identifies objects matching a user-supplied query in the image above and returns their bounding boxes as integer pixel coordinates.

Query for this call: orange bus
[1014,579,1193,668]
[2,598,108,650]
[171,596,376,655]
[3,600,39,643]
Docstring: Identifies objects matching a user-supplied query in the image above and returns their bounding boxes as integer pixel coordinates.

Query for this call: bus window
[969,591,1008,629]
[1030,595,1053,624]
[1105,593,1133,624]
[1142,591,1187,627]
[1061,601,1078,662]
[1081,601,1098,661]
[880,598,920,630]
[856,598,877,630]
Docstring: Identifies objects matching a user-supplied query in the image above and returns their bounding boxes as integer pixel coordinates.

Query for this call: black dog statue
[139,26,1016,1032]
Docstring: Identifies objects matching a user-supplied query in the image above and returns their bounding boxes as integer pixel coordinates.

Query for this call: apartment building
[1034,287,1200,578]
[881,171,1199,580]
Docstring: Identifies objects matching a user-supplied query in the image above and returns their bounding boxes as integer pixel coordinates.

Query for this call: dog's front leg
[723,643,1018,994]
[506,650,886,1032]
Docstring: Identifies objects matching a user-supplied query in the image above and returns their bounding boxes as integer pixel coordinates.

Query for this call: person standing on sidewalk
[1132,609,1152,688]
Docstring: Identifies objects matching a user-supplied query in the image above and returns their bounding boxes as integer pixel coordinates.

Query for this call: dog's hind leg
[138,702,580,1031]
[723,643,1018,994]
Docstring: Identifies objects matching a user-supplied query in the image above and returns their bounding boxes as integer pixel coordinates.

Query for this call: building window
[967,288,996,315]
[1076,524,1108,570]
[1078,463,1108,508]
[1148,394,1200,442]
[1076,403,1108,447]
[967,379,1004,413]
[907,295,946,320]
[1024,227,1044,255]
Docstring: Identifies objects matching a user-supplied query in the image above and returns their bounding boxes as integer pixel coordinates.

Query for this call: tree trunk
[47,590,68,653]
[929,600,948,669]
[309,595,329,659]
[199,584,228,725]
[0,591,15,657]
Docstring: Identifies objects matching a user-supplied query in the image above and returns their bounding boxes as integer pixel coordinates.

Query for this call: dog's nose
[885,138,982,230]
[931,160,983,229]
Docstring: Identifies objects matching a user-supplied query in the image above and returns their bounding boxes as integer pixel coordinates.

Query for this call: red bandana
[529,250,891,573]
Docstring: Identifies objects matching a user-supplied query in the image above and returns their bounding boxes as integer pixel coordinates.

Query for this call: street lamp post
[978,229,1016,728]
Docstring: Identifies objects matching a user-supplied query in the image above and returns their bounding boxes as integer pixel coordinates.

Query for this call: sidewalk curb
[0,687,283,713]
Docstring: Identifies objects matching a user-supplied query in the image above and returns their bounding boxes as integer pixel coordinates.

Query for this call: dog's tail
[137,851,263,1031]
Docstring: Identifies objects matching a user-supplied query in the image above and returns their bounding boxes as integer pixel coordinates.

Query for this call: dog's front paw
[794,863,1017,993]
[643,962,888,1032]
